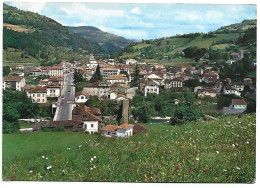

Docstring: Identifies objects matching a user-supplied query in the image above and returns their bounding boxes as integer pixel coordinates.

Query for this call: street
[55,72,75,121]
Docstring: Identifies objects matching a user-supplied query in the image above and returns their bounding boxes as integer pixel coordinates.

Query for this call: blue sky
[5,2,257,40]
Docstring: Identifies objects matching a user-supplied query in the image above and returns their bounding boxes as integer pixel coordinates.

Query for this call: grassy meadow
[2,113,256,182]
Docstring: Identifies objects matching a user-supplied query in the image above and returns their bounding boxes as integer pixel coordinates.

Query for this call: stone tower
[122,99,129,124]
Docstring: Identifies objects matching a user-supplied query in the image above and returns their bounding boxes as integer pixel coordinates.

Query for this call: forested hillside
[3,4,102,64]
[69,26,132,54]
[115,19,256,65]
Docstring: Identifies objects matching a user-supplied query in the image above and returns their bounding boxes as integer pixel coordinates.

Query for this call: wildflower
[236,167,241,170]
[228,121,230,124]
[89,140,90,141]
[197,129,201,132]
[67,147,71,150]
[223,169,227,172]
[90,167,93,170]
[79,145,82,148]
[40,176,43,178]
[42,156,45,159]
[216,151,219,154]
[176,166,180,170]
[93,165,96,169]
[47,165,52,170]
[246,141,250,144]
[232,144,235,147]
[196,157,199,161]
[94,156,96,159]
[62,169,66,173]
[29,170,33,173]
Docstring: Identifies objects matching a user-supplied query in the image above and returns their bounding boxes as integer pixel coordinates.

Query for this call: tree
[3,66,11,76]
[90,65,103,83]
[131,65,140,87]
[170,104,202,126]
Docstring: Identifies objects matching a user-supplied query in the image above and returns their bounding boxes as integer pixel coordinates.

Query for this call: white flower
[94,156,96,159]
[40,176,43,178]
[196,157,199,161]
[236,167,241,170]
[216,151,219,154]
[62,169,66,173]
[42,156,45,159]
[29,170,33,173]
[232,144,235,147]
[79,145,82,148]
[46,158,48,160]
[197,129,201,132]
[47,165,52,170]
[67,147,71,150]
[90,167,93,170]
[223,169,227,172]
[93,165,96,169]
[246,141,250,144]
[89,140,90,141]
[228,121,230,124]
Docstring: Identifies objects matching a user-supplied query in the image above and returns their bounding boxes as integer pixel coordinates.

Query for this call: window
[42,99,44,102]
[91,124,94,127]
[81,96,84,99]
[33,94,35,97]
[37,94,40,97]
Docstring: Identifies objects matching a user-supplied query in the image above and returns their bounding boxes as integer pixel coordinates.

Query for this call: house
[101,124,134,137]
[3,76,26,91]
[83,81,110,98]
[232,99,247,111]
[16,65,25,70]
[197,87,217,98]
[105,74,128,85]
[165,78,183,92]
[223,86,241,97]
[101,68,120,78]
[49,66,64,77]
[72,105,102,134]
[17,72,25,77]
[100,125,117,137]
[230,51,243,62]
[29,68,42,76]
[46,82,61,97]
[226,59,236,65]
[75,91,89,103]
[232,82,244,92]
[125,59,137,65]
[48,76,64,85]
[140,80,160,97]
[39,80,49,87]
[27,86,47,103]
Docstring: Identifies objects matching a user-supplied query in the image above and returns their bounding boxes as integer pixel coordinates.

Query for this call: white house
[16,65,25,71]
[75,91,89,103]
[101,124,134,137]
[232,99,247,111]
[105,74,128,85]
[125,59,137,65]
[223,86,241,97]
[101,68,120,78]
[46,83,61,97]
[142,80,159,96]
[27,86,47,103]
[49,66,64,77]
[83,81,110,98]
[232,82,244,92]
[3,76,26,91]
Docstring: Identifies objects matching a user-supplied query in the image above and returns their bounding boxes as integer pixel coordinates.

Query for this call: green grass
[2,113,256,182]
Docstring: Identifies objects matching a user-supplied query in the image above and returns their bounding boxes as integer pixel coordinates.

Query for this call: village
[2,49,255,138]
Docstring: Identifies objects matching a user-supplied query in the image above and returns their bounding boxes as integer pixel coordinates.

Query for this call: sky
[5,1,257,40]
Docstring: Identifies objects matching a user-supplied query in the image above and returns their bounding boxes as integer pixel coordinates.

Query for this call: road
[55,72,75,121]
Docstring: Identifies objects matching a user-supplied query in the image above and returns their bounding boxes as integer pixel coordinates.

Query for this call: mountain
[3,3,102,64]
[116,19,256,65]
[68,26,133,54]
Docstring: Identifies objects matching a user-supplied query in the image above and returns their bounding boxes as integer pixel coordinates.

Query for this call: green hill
[3,4,102,65]
[69,26,133,54]
[2,113,255,182]
[116,19,256,65]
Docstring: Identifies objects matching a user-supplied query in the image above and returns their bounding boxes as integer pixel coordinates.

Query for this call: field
[2,113,256,182]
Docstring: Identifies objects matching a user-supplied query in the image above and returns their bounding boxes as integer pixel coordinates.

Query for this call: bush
[53,126,64,132]
[170,105,202,126]
[86,131,89,134]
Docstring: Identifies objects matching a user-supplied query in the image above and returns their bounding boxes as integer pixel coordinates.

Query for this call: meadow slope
[2,113,256,182]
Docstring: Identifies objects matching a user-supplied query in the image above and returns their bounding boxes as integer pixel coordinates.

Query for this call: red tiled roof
[101,125,118,132]
[75,91,90,98]
[117,124,134,130]
[3,76,24,82]
[29,86,46,93]
[232,99,247,105]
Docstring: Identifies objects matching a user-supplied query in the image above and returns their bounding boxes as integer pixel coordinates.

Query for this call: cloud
[131,7,141,14]
[8,2,46,13]
[4,2,257,40]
